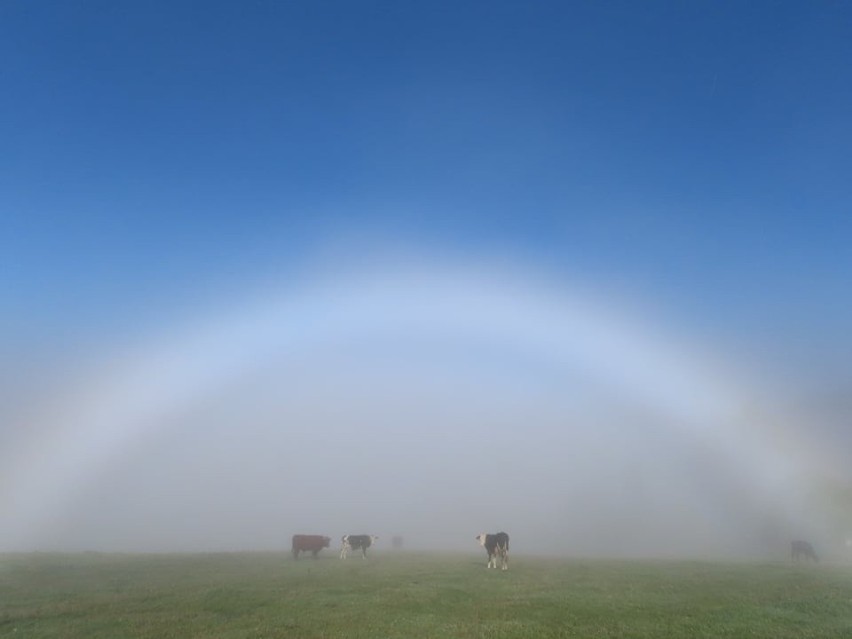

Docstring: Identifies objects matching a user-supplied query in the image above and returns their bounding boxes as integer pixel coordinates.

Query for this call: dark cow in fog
[340,534,378,559]
[476,532,509,570]
[791,539,818,563]
[291,534,331,559]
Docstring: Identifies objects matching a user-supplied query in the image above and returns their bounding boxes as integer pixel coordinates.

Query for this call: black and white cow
[476,532,509,570]
[340,534,378,559]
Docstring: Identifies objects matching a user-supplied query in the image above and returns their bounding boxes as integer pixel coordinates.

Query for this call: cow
[291,534,331,559]
[791,539,818,563]
[476,532,509,570]
[340,534,378,559]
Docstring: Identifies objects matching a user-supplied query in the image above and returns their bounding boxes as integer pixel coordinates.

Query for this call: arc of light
[2,265,814,548]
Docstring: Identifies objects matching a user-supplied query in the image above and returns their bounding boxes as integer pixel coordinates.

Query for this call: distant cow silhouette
[791,540,818,563]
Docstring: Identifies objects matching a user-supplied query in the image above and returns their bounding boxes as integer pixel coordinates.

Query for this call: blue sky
[6,2,852,344]
[3,1,851,381]
[2,1,852,553]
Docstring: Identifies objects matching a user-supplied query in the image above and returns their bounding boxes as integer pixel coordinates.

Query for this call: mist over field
[2,2,851,561]
[2,261,849,559]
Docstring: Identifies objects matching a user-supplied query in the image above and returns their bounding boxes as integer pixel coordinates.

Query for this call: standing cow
[291,534,331,559]
[340,534,378,559]
[476,532,509,570]
[791,539,818,563]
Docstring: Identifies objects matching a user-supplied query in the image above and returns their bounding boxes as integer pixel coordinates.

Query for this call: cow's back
[348,535,372,549]
[495,532,509,550]
[292,534,330,554]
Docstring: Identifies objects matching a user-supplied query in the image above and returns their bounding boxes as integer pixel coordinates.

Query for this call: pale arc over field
[1,262,839,555]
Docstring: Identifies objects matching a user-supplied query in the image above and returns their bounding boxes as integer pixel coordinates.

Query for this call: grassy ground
[2,552,851,638]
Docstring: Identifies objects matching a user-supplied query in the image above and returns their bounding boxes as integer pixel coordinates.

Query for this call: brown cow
[292,534,331,559]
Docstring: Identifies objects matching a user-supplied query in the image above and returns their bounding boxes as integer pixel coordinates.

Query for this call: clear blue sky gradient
[3,1,851,383]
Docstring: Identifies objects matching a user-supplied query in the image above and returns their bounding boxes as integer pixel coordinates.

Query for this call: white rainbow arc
[2,264,827,550]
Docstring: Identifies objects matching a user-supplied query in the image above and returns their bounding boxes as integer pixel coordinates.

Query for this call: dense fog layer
[3,266,848,560]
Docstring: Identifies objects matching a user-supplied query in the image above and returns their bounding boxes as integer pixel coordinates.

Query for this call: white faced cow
[340,534,378,559]
[476,532,509,570]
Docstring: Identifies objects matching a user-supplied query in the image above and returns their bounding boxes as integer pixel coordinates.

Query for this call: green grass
[2,552,852,638]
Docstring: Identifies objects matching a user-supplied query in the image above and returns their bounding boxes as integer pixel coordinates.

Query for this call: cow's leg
[293,549,299,560]
[312,549,319,559]
[361,547,367,559]
[501,548,508,571]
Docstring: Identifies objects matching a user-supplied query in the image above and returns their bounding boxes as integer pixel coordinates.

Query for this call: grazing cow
[791,539,818,563]
[291,534,331,559]
[340,534,378,559]
[476,532,509,570]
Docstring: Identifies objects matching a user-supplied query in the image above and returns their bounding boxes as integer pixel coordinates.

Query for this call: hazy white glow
[0,261,838,555]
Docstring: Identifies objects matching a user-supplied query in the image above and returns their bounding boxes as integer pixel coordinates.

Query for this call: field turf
[2,552,851,638]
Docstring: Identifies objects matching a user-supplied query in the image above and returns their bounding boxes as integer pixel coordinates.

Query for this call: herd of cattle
[290,534,383,560]
[291,531,511,569]
[292,533,818,569]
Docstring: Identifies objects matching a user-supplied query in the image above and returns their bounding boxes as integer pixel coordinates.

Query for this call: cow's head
[475,534,487,546]
[370,535,379,543]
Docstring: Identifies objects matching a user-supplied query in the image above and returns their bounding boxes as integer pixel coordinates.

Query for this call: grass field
[2,552,852,638]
